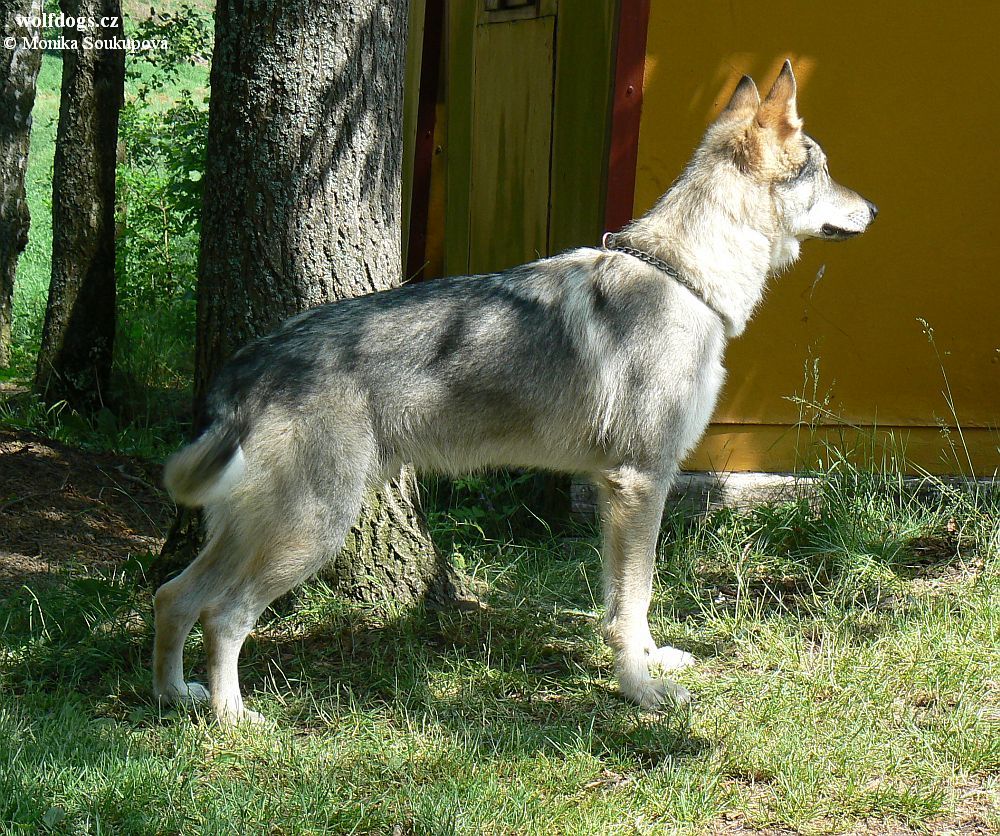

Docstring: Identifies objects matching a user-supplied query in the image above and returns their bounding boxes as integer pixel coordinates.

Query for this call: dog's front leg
[598,467,694,709]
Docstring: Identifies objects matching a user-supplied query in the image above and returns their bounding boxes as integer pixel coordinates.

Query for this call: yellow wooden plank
[468,16,555,274]
[687,424,1000,476]
[549,0,617,254]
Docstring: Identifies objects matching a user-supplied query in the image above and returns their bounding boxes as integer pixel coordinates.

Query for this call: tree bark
[193,1,411,379]
[159,0,468,608]
[34,0,123,408]
[322,465,466,607]
[0,1,42,367]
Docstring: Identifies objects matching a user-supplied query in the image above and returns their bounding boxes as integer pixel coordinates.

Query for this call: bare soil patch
[0,430,171,590]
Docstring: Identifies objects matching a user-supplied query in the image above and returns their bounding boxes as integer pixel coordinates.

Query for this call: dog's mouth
[820,224,862,240]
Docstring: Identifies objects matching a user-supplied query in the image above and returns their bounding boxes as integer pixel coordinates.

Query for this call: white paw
[648,645,696,673]
[620,671,693,710]
[240,708,267,725]
[213,699,267,727]
[617,646,695,710]
[222,707,266,726]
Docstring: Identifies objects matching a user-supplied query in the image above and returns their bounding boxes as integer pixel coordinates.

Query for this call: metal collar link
[601,232,727,326]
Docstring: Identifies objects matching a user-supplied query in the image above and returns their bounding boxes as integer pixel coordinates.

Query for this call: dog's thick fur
[154,62,876,723]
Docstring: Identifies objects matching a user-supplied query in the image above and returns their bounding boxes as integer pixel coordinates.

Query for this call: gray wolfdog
[154,61,876,723]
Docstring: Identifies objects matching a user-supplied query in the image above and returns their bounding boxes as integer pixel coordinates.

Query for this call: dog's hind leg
[152,518,241,709]
[598,467,694,710]
[198,527,340,725]
[199,462,371,725]
[154,496,365,724]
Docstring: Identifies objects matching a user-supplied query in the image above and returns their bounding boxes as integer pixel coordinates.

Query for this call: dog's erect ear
[756,59,802,139]
[719,75,760,120]
[712,75,764,173]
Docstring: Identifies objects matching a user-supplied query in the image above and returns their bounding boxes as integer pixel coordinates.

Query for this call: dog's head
[705,61,877,268]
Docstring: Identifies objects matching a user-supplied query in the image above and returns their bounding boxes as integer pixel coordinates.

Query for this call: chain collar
[601,232,729,328]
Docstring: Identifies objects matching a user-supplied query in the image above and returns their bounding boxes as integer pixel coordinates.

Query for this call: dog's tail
[163,422,246,507]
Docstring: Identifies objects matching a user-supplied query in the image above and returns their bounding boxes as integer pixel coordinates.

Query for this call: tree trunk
[159,0,468,608]
[0,1,42,367]
[35,0,123,408]
[323,465,465,607]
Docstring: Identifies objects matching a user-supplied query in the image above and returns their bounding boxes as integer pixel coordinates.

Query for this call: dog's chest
[678,351,726,456]
[648,324,727,460]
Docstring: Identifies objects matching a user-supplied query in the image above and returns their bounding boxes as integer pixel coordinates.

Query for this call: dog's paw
[241,707,267,726]
[618,667,693,711]
[212,693,267,727]
[634,677,692,710]
[220,705,267,726]
[156,681,211,708]
[648,645,696,673]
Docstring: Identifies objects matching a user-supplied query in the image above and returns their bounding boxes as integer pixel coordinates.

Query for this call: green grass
[2,5,997,831]
[2,471,997,834]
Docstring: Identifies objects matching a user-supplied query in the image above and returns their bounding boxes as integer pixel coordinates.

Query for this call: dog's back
[168,245,725,508]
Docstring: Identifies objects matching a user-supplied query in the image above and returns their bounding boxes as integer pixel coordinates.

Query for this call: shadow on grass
[1,483,981,779]
[0,549,709,774]
[243,557,711,767]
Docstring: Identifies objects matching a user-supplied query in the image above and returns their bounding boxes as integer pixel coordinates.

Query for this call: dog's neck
[617,171,793,338]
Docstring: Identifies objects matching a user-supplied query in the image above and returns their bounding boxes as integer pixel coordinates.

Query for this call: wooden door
[468,9,555,273]
[443,1,617,277]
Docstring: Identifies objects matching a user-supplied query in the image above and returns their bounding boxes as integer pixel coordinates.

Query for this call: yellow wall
[638,2,1000,474]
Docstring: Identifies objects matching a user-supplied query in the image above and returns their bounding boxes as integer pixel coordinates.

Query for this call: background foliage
[3,2,212,456]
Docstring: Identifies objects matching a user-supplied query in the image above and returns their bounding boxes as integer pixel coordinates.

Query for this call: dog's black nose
[866,200,878,221]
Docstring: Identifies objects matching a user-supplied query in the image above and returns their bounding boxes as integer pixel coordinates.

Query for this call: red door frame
[603,0,651,234]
